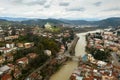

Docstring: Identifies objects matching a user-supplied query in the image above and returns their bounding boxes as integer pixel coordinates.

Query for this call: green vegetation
[86,46,111,61]
[0,42,5,47]
[12,34,61,79]
[117,31,120,36]
[14,34,60,60]
[52,26,61,32]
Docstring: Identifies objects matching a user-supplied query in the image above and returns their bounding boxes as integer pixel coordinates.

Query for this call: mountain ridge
[0,17,120,27]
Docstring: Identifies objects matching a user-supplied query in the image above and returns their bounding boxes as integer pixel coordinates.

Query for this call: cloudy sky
[0,0,120,20]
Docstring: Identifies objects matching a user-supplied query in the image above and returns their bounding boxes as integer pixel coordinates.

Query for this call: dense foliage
[86,46,111,61]
[14,34,60,60]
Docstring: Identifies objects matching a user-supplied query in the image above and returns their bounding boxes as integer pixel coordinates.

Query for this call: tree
[0,52,2,55]
[11,28,16,35]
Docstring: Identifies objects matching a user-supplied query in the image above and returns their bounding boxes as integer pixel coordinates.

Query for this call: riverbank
[50,36,79,80]
[50,34,85,80]
[50,29,105,80]
[50,61,78,80]
[69,35,79,56]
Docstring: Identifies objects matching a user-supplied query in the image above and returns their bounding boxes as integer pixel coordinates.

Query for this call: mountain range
[0,17,120,27]
[0,17,30,21]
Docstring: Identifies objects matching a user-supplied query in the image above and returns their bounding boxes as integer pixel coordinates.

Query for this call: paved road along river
[50,30,102,80]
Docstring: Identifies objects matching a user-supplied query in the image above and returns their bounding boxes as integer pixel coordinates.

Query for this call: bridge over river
[64,53,80,61]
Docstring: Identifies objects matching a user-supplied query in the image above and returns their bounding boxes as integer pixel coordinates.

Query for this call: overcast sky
[0,0,120,20]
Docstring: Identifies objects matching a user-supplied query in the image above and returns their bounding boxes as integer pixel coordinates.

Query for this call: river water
[50,29,103,80]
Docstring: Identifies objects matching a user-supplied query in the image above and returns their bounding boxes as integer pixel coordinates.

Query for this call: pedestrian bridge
[64,53,80,61]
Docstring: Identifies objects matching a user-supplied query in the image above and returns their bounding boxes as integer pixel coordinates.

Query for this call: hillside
[0,17,120,27]
[21,17,120,27]
[21,18,66,26]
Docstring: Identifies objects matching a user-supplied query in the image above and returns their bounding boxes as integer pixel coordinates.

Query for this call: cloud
[66,7,85,12]
[103,8,120,11]
[93,1,102,6]
[11,0,47,5]
[0,8,5,11]
[59,2,69,6]
[0,0,119,19]
[44,5,50,8]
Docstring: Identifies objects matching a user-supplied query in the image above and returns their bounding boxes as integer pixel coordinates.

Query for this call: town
[70,27,120,80]
[0,0,120,80]
[0,23,76,80]
[0,21,120,80]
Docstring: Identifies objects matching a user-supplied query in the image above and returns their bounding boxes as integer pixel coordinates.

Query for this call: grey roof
[0,65,10,72]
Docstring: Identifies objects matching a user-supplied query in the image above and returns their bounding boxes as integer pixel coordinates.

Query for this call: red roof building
[1,73,12,80]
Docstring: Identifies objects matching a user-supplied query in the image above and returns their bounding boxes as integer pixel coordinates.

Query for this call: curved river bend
[50,30,102,80]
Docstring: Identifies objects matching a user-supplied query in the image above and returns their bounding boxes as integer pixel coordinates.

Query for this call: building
[1,73,12,80]
[0,56,5,65]
[44,50,52,56]
[14,68,21,79]
[5,53,13,62]
[17,43,24,48]
[0,65,10,75]
[27,53,38,59]
[16,57,29,68]
[44,22,52,30]
[24,42,34,48]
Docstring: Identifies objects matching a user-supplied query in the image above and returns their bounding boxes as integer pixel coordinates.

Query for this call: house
[95,45,104,51]
[50,59,57,65]
[10,35,19,40]
[17,43,24,48]
[17,42,34,48]
[4,36,11,41]
[24,43,31,48]
[7,64,21,79]
[61,45,65,50]
[0,37,4,41]
[97,61,107,67]
[0,56,5,65]
[70,74,83,80]
[24,42,34,48]
[32,26,41,35]
[26,72,42,80]
[6,43,15,48]
[102,75,116,80]
[1,73,12,80]
[5,53,13,62]
[59,49,65,54]
[87,54,95,63]
[109,46,118,52]
[14,68,21,79]
[7,64,14,71]
[95,39,103,44]
[0,65,10,75]
[27,53,37,59]
[63,32,70,37]
[0,48,12,54]
[28,73,39,80]
[16,57,29,68]
[104,32,113,35]
[44,50,51,56]
[0,35,4,41]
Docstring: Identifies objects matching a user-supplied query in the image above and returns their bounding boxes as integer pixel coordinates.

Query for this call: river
[50,29,103,80]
